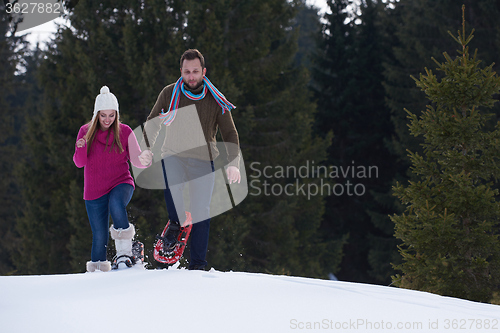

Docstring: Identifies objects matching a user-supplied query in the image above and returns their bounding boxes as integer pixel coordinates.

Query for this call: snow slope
[1,264,499,333]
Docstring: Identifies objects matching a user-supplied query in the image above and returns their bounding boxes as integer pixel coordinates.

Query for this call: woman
[73,86,152,272]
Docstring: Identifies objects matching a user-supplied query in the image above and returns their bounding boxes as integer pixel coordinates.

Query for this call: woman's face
[98,109,116,130]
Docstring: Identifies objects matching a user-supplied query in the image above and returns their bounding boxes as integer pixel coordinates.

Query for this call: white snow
[1,264,499,333]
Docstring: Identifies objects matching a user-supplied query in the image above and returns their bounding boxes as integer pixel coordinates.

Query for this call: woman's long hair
[83,111,124,153]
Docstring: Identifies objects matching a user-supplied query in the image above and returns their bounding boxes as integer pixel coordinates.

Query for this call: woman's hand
[76,138,86,148]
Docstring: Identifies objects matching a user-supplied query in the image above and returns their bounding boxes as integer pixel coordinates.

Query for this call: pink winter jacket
[73,123,146,200]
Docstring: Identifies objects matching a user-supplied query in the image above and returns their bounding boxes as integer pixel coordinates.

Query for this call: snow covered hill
[1,264,499,333]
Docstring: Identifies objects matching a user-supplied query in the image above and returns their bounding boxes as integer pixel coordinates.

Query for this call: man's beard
[183,77,204,90]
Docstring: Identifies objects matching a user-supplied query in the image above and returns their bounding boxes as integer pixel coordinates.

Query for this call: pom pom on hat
[93,85,119,121]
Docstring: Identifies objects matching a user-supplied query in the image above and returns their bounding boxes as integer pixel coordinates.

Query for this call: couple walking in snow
[73,49,240,272]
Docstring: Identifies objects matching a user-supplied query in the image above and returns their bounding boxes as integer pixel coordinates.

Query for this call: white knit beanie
[93,86,119,121]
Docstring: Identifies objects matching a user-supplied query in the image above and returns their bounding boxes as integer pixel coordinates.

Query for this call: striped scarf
[159,77,236,126]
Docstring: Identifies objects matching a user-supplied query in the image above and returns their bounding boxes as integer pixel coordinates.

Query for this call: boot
[86,260,112,272]
[163,220,181,252]
[110,224,135,269]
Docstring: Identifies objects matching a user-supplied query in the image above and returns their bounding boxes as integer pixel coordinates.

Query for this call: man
[141,49,240,270]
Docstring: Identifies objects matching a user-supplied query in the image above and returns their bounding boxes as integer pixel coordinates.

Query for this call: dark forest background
[1,0,500,298]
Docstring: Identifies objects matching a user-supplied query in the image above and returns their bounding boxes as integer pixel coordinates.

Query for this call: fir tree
[391,8,500,302]
[293,1,322,70]
[379,0,500,287]
[309,0,353,280]
[350,0,400,284]
[0,4,26,275]
[382,0,500,205]
[312,0,396,283]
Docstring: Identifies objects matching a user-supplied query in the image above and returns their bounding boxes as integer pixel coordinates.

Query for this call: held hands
[226,166,241,184]
[139,150,153,166]
[76,138,86,148]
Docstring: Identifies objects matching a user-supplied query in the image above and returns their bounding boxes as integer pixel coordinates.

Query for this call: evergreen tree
[312,0,396,283]
[380,0,500,286]
[351,0,400,284]
[310,0,353,280]
[0,4,26,275]
[383,0,500,185]
[391,11,500,302]
[293,1,322,70]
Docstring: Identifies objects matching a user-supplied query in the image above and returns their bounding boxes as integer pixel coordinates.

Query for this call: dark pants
[162,156,215,268]
[85,183,134,262]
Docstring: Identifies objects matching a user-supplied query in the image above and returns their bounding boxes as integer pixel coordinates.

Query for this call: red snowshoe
[153,212,192,264]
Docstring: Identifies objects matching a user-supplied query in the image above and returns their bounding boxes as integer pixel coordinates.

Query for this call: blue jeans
[85,183,134,262]
[162,156,215,268]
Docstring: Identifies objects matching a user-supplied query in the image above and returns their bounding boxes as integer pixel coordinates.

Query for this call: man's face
[181,58,206,89]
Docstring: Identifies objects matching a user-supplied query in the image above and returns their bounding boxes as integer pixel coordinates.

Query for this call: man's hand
[226,166,241,184]
[139,150,153,166]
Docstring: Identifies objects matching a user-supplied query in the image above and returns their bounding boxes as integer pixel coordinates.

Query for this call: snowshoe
[132,241,144,263]
[112,255,133,269]
[154,211,192,264]
[162,220,181,252]
[112,241,144,269]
